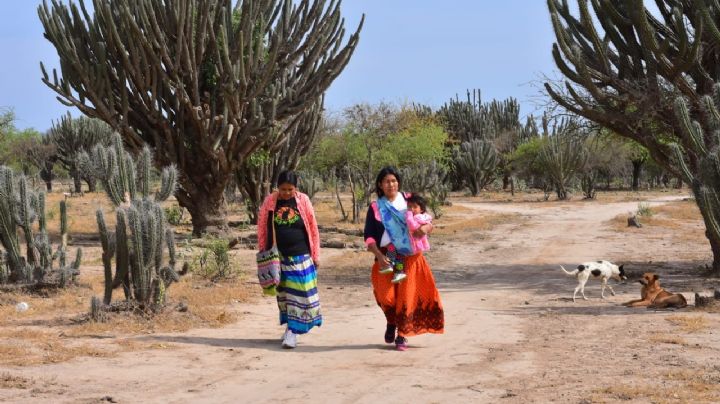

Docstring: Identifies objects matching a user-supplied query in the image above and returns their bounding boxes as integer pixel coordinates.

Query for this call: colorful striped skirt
[277,254,322,334]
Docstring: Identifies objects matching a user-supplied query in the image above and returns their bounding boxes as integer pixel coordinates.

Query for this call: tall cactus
[94,134,179,307]
[399,161,450,217]
[538,117,587,201]
[39,0,364,236]
[453,140,499,196]
[545,0,720,274]
[48,114,113,193]
[0,166,81,286]
[674,86,720,244]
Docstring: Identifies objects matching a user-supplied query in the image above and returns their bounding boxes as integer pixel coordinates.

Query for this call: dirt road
[3,196,720,403]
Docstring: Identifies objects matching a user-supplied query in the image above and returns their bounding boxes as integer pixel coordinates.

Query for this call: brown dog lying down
[623,272,687,309]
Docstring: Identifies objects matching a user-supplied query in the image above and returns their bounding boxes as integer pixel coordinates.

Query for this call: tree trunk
[631,160,643,191]
[176,182,230,237]
[72,172,82,193]
[86,178,97,193]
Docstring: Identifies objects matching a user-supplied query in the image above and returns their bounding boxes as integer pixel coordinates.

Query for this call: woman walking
[257,170,322,349]
[363,166,444,351]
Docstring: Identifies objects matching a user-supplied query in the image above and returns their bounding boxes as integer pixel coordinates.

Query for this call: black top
[267,197,310,257]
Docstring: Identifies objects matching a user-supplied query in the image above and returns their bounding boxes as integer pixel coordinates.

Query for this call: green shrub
[165,205,184,225]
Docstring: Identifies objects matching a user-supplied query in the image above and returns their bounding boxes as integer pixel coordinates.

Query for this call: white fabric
[379,195,407,247]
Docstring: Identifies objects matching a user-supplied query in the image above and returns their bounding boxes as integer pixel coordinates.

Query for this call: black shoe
[384,324,396,344]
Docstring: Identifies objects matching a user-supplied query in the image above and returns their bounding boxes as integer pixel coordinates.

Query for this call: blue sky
[0,1,558,131]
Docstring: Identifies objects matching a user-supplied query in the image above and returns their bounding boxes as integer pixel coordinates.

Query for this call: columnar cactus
[674,86,720,243]
[0,166,81,286]
[538,118,587,201]
[94,134,179,308]
[399,161,450,217]
[453,140,499,196]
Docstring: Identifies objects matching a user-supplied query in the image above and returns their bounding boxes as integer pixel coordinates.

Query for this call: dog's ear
[653,274,659,280]
[619,264,624,271]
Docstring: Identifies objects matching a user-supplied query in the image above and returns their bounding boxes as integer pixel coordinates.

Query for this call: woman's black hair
[375,166,402,198]
[276,170,298,187]
[406,194,427,213]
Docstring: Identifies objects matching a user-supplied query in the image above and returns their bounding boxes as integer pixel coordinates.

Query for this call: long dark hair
[276,170,298,187]
[406,194,427,213]
[375,166,402,198]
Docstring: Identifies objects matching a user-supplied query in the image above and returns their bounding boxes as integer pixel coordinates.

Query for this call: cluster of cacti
[453,140,499,196]
[39,0,363,235]
[538,117,587,201]
[93,134,179,309]
[48,114,113,193]
[0,166,81,287]
[399,161,449,218]
[438,90,521,144]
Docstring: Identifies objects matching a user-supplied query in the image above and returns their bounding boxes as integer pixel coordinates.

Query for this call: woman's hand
[413,223,433,237]
[375,252,391,266]
[314,260,320,270]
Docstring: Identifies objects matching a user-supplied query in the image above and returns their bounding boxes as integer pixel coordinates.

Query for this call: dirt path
[3,195,720,403]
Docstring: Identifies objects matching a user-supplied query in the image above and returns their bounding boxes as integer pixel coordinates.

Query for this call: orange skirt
[371,253,444,337]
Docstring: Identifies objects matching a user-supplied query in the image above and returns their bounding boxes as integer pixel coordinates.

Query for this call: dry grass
[66,277,250,337]
[665,315,710,333]
[592,368,720,403]
[606,200,705,244]
[433,211,519,236]
[0,372,33,389]
[647,334,688,346]
[0,327,116,366]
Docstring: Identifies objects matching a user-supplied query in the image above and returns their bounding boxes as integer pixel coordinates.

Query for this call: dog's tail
[560,265,578,277]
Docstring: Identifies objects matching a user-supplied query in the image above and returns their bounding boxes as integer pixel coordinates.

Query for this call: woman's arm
[364,204,389,265]
[305,196,321,268]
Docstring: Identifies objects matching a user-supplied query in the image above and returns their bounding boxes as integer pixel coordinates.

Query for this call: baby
[381,194,433,284]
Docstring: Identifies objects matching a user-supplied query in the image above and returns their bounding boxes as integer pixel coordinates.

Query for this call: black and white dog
[560,261,627,302]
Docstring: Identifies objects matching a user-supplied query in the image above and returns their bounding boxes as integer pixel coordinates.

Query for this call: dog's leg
[579,279,588,300]
[600,279,606,299]
[606,282,616,296]
[572,284,580,303]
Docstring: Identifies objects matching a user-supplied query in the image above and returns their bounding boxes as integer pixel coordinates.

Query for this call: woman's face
[379,174,399,199]
[278,183,296,200]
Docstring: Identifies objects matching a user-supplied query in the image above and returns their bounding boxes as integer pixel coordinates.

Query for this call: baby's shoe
[379,265,394,274]
[391,272,407,284]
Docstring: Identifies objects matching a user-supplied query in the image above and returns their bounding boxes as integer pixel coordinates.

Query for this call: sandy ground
[2,194,720,403]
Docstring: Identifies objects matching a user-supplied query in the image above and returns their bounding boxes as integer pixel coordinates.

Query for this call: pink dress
[405,211,432,253]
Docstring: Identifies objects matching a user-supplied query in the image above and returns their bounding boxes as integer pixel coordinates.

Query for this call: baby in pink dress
[388,194,432,284]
